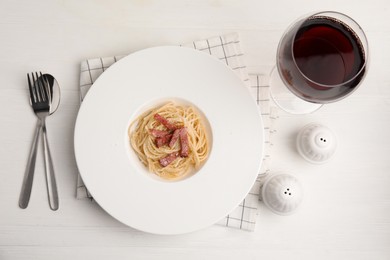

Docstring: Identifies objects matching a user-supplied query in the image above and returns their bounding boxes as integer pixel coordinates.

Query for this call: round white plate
[74,46,264,234]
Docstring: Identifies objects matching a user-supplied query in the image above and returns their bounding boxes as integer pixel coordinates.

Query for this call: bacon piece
[154,113,178,130]
[179,127,189,157]
[159,152,179,167]
[149,129,170,138]
[169,128,181,148]
[155,134,172,148]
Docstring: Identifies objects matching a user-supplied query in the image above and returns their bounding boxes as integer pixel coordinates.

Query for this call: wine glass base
[269,67,322,114]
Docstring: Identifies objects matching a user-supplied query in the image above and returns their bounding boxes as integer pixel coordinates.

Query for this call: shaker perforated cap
[296,123,337,164]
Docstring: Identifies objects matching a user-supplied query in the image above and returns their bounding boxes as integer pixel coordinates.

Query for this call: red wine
[278,16,366,103]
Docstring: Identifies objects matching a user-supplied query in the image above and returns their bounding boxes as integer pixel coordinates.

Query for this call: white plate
[74,46,264,234]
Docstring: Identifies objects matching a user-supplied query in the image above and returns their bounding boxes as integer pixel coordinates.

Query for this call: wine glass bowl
[271,11,369,113]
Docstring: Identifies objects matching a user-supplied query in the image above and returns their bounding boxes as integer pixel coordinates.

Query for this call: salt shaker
[296,123,337,164]
[259,173,303,215]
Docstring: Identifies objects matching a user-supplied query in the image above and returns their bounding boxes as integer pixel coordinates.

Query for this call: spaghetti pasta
[129,101,210,180]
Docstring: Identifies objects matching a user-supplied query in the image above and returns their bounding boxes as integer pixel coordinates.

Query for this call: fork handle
[42,121,59,211]
[19,119,41,209]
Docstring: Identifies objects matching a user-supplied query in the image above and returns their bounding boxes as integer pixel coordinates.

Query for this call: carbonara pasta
[129,101,209,180]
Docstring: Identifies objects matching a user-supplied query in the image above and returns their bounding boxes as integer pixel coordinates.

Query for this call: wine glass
[270,11,369,114]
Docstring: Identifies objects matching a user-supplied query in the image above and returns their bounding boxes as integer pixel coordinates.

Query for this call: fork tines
[27,72,51,106]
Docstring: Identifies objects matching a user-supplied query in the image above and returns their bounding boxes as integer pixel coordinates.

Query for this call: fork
[19,72,59,210]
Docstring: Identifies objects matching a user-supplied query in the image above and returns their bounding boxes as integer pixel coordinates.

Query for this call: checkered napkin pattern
[77,33,277,231]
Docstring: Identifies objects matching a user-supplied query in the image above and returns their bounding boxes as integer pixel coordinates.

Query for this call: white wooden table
[1,0,390,259]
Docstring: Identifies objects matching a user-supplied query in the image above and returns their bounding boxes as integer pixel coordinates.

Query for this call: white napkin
[77,33,277,231]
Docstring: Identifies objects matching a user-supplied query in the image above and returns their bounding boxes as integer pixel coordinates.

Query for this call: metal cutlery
[19,72,59,210]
